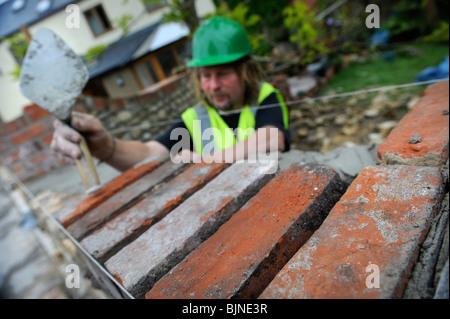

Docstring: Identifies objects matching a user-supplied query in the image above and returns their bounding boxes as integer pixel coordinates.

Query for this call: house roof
[88,20,191,79]
[0,0,191,79]
[0,0,81,39]
[132,21,190,60]
[87,21,162,79]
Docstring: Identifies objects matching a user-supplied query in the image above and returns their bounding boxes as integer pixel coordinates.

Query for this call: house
[0,0,216,122]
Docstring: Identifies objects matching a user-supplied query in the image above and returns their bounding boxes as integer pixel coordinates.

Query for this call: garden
[155,0,449,152]
[207,0,450,152]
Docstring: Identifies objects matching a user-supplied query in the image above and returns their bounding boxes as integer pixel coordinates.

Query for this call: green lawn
[319,42,449,95]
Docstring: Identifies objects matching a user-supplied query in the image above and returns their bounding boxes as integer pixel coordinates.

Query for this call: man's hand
[51,111,171,172]
[51,112,113,163]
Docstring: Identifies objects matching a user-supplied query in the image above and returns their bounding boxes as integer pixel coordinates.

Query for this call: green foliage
[205,3,266,55]
[283,2,329,64]
[85,44,107,63]
[424,21,450,43]
[5,33,28,60]
[9,64,22,81]
[4,33,28,81]
[225,0,289,31]
[139,0,199,32]
[122,0,199,32]
[161,0,189,24]
[386,0,429,40]
[113,14,134,35]
[213,0,292,55]
[319,42,449,95]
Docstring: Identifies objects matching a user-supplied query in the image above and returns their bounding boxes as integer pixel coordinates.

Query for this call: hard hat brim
[187,52,251,68]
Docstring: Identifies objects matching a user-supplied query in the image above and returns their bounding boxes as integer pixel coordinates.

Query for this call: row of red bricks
[57,80,448,299]
[261,80,449,299]
[59,160,445,299]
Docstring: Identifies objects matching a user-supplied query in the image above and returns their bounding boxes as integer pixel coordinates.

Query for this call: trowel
[19,28,101,193]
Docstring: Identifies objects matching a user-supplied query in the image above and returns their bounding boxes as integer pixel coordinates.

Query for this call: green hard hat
[187,16,253,67]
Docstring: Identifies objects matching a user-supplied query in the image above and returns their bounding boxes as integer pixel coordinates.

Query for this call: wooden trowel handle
[75,136,101,193]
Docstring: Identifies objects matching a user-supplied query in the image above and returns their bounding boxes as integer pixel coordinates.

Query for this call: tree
[206,2,265,54]
[140,0,201,33]
[283,1,329,64]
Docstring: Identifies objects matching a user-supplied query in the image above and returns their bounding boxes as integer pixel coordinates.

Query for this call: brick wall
[53,80,448,299]
[0,103,62,182]
[0,73,196,182]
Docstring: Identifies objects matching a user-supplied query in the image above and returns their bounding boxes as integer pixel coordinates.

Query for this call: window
[84,5,112,36]
[157,49,179,78]
[144,0,166,12]
[175,40,191,64]
[135,61,158,88]
[133,41,187,89]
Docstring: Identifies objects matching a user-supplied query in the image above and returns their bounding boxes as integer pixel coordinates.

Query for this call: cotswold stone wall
[54,80,448,299]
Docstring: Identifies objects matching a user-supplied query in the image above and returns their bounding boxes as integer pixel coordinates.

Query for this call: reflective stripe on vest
[181,82,288,154]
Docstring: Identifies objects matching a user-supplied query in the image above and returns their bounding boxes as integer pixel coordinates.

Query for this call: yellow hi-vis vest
[181,82,289,155]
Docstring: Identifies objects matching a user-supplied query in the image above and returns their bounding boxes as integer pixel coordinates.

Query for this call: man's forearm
[208,126,285,163]
[105,139,169,171]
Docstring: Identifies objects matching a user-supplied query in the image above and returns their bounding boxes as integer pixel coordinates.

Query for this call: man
[51,17,290,172]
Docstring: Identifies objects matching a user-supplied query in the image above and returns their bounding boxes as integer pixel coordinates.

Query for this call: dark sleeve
[154,119,194,152]
[255,92,291,152]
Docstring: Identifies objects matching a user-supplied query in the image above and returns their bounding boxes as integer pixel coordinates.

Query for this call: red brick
[16,116,27,128]
[31,152,53,166]
[58,156,166,227]
[41,133,54,146]
[105,160,277,298]
[115,98,125,109]
[11,164,25,177]
[0,140,9,154]
[1,143,36,166]
[23,104,52,122]
[146,164,346,299]
[94,97,106,110]
[81,162,230,261]
[39,116,55,132]
[260,165,445,299]
[0,120,20,137]
[67,160,187,240]
[9,124,45,145]
[109,100,121,111]
[57,158,69,166]
[378,80,449,167]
